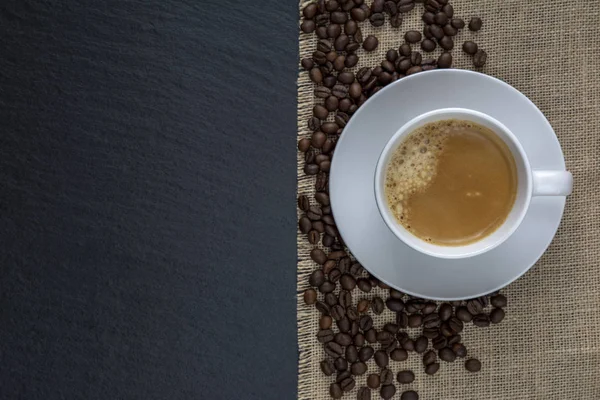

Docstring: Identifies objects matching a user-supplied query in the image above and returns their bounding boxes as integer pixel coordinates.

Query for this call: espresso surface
[385,119,518,246]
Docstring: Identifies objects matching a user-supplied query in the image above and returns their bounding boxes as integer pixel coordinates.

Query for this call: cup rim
[374,107,533,259]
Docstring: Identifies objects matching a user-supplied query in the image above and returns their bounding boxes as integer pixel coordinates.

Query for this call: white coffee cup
[374,108,573,259]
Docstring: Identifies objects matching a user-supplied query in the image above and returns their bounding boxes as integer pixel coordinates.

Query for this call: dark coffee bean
[456,306,473,322]
[432,335,447,350]
[349,8,365,22]
[425,362,439,375]
[450,300,463,307]
[320,315,332,330]
[311,131,326,149]
[491,294,507,307]
[383,50,398,64]
[461,41,478,56]
[303,3,318,18]
[357,387,370,400]
[353,279,370,294]
[309,269,325,286]
[397,1,414,13]
[395,312,408,328]
[451,17,465,29]
[356,67,372,83]
[345,345,359,363]
[452,343,467,358]
[439,322,453,337]
[422,11,435,24]
[337,274,354,290]
[322,260,335,275]
[469,16,482,31]
[423,350,436,365]
[386,298,405,312]
[321,122,338,135]
[363,35,379,51]
[335,332,353,347]
[399,43,411,57]
[371,66,383,76]
[334,356,348,372]
[312,192,329,207]
[332,85,348,98]
[404,30,422,43]
[351,361,368,376]
[490,308,505,323]
[357,346,374,362]
[359,315,373,331]
[327,23,342,38]
[367,373,380,389]
[322,234,335,247]
[443,24,458,36]
[397,58,412,73]
[298,138,310,152]
[323,75,337,88]
[374,350,389,368]
[420,302,436,315]
[322,138,335,153]
[378,72,392,85]
[425,0,441,12]
[434,12,448,25]
[467,298,483,315]
[321,359,335,376]
[400,337,414,352]
[430,24,444,39]
[313,50,327,65]
[309,67,324,84]
[369,12,385,26]
[325,51,337,63]
[380,369,394,385]
[320,280,336,294]
[327,250,345,260]
[342,21,357,37]
[388,347,408,362]
[396,370,414,384]
[383,323,399,335]
[420,39,436,52]
[325,341,344,358]
[354,333,365,347]
[401,391,418,400]
[303,288,317,305]
[448,334,461,345]
[422,65,436,71]
[348,82,362,99]
[317,329,335,343]
[347,307,359,321]
[330,382,343,399]
[307,205,322,220]
[365,329,377,344]
[437,303,452,321]
[334,34,349,51]
[337,370,352,383]
[301,58,314,71]
[315,86,331,98]
[371,297,384,314]
[317,39,332,53]
[371,0,385,12]
[329,11,346,24]
[423,313,441,329]
[414,336,428,353]
[390,13,402,27]
[316,26,327,38]
[345,53,359,68]
[465,358,481,372]
[298,195,310,212]
[357,299,370,313]
[354,27,363,44]
[448,317,463,333]
[325,96,339,112]
[313,105,329,120]
[338,72,355,85]
[308,116,321,131]
[410,52,422,65]
[301,20,316,33]
[380,385,396,400]
[376,330,394,347]
[423,327,438,339]
[330,304,345,321]
[473,49,487,67]
[341,0,355,11]
[316,301,330,315]
[439,36,454,50]
[381,60,395,73]
[439,347,456,362]
[384,1,397,15]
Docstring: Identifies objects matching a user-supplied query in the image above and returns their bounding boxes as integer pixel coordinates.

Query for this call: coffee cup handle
[532,170,573,196]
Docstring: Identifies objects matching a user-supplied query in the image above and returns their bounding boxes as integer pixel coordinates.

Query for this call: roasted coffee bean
[398,0,415,13]
[332,55,345,71]
[322,260,335,274]
[330,304,345,320]
[365,329,377,343]
[322,234,334,247]
[376,330,394,347]
[329,11,346,24]
[448,334,461,345]
[327,24,342,39]
[315,26,327,39]
[320,315,333,330]
[315,86,332,98]
[344,345,359,364]
[423,327,438,339]
[425,0,441,12]
[386,298,405,312]
[298,138,311,152]
[404,30,422,44]
[330,382,344,399]
[313,105,329,120]
[325,96,339,112]
[369,12,385,26]
[456,306,473,322]
[327,250,344,259]
[321,359,335,376]
[316,13,330,27]
[439,322,453,337]
[469,16,483,31]
[354,27,364,44]
[298,195,310,212]
[338,290,352,308]
[356,67,372,83]
[313,50,327,65]
[345,53,359,68]
[349,8,366,22]
[307,205,322,220]
[473,49,487,67]
[310,131,326,149]
[387,346,408,362]
[400,337,414,352]
[319,279,335,294]
[490,307,505,323]
[349,82,362,99]
[371,297,384,314]
[425,362,439,375]
[423,313,441,329]
[359,315,373,331]
[338,274,355,290]
[337,370,352,383]
[443,24,458,36]
[422,65,436,71]
[316,301,330,315]
[357,387,371,400]
[383,323,399,334]
[423,350,436,365]
[430,24,444,39]
[437,51,452,69]
[321,122,339,134]
[303,3,318,18]
[414,336,428,353]
[317,329,335,343]
[342,0,355,11]
[309,269,325,286]
[351,361,368,376]
[301,58,314,71]
[410,52,422,65]
[354,333,365,347]
[383,50,398,64]
[347,307,359,321]
[367,373,380,389]
[398,44,411,58]
[439,36,454,50]
[317,39,332,53]
[434,12,448,25]
[384,0,397,15]
[304,288,317,305]
[422,11,435,24]
[491,294,507,307]
[312,192,329,206]
[308,116,321,131]
[380,385,396,400]
[325,341,344,358]
[374,350,389,368]
[390,13,402,27]
[323,74,337,88]
[448,317,463,333]
[452,343,467,358]
[397,58,412,73]
[421,302,436,315]
[467,299,484,315]
[335,332,353,347]
[334,357,348,372]
[357,346,374,362]
[354,279,370,293]
[421,39,436,52]
[371,0,385,12]
[334,34,349,51]
[432,335,447,350]
[357,299,370,313]
[401,390,419,400]
[301,20,316,33]
[439,347,456,362]
[465,358,481,372]
[396,312,408,328]
[380,369,394,385]
[332,85,348,98]
[381,60,395,74]
[437,303,452,321]
[396,370,415,384]
[363,35,379,52]
[451,17,465,29]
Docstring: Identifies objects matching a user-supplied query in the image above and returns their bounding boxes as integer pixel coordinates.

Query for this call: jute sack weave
[297,1,600,398]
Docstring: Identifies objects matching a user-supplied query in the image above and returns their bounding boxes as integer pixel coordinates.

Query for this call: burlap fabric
[297,1,600,399]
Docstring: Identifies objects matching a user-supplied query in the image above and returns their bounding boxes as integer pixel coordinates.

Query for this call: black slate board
[0,1,298,399]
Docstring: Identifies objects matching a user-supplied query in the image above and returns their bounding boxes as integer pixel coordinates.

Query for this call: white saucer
[329,69,567,300]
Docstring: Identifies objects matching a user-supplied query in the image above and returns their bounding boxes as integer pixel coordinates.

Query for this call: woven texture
[297,1,600,399]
